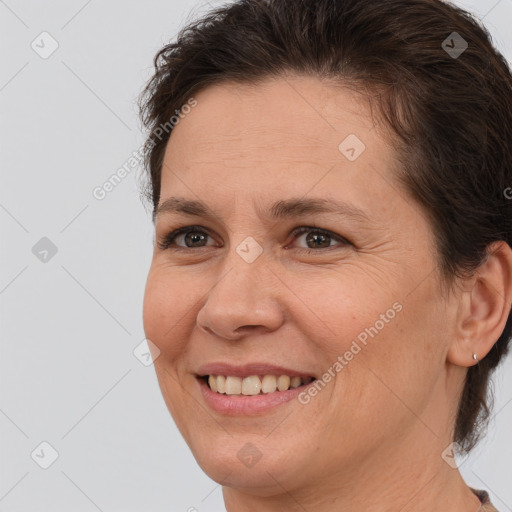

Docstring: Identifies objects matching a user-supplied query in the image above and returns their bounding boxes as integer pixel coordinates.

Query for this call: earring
[472,353,479,364]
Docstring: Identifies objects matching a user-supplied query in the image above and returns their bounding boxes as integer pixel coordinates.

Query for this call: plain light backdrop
[1,0,511,510]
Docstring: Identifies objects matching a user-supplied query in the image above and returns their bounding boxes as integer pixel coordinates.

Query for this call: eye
[288,226,351,252]
[157,225,217,251]
[157,225,351,252]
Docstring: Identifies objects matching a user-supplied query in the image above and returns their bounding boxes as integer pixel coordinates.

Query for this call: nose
[196,254,285,341]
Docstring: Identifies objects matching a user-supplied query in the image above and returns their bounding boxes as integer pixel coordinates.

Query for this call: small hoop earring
[472,353,479,364]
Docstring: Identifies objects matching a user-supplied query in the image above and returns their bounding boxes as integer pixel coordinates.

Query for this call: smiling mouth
[200,374,316,396]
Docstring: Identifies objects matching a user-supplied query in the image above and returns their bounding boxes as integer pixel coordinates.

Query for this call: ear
[447,241,512,368]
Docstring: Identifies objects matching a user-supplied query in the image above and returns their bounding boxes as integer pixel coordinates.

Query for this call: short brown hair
[138,0,512,453]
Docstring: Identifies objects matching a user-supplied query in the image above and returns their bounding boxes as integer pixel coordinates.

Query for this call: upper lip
[196,362,316,379]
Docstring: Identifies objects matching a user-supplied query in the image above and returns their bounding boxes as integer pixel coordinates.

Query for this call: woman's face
[143,75,463,495]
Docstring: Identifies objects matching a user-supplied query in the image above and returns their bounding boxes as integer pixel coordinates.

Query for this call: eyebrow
[154,196,373,225]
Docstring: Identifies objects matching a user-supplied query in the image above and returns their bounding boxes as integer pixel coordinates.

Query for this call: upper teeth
[207,375,313,395]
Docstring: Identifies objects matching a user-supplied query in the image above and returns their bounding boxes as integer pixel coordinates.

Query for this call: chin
[188,435,303,491]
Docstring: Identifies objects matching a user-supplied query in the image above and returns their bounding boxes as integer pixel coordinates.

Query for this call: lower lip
[197,377,315,415]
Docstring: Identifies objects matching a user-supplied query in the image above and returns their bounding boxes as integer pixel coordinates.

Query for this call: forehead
[159,74,401,217]
[168,75,382,161]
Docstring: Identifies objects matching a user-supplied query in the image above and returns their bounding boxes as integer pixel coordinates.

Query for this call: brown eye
[157,225,351,252]
[157,226,216,250]
[289,226,351,251]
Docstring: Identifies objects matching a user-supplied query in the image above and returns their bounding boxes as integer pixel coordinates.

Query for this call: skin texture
[142,74,512,512]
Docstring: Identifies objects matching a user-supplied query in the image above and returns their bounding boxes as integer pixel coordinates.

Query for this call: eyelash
[156,225,351,253]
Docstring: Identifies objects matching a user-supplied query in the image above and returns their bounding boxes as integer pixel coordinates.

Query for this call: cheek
[298,266,442,410]
[337,284,447,424]
[292,266,402,354]
[142,266,194,361]
[142,267,196,432]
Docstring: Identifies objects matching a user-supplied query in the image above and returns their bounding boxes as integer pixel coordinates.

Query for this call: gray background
[0,1,511,511]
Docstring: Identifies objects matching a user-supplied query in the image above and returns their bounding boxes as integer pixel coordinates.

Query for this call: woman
[139,0,512,510]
